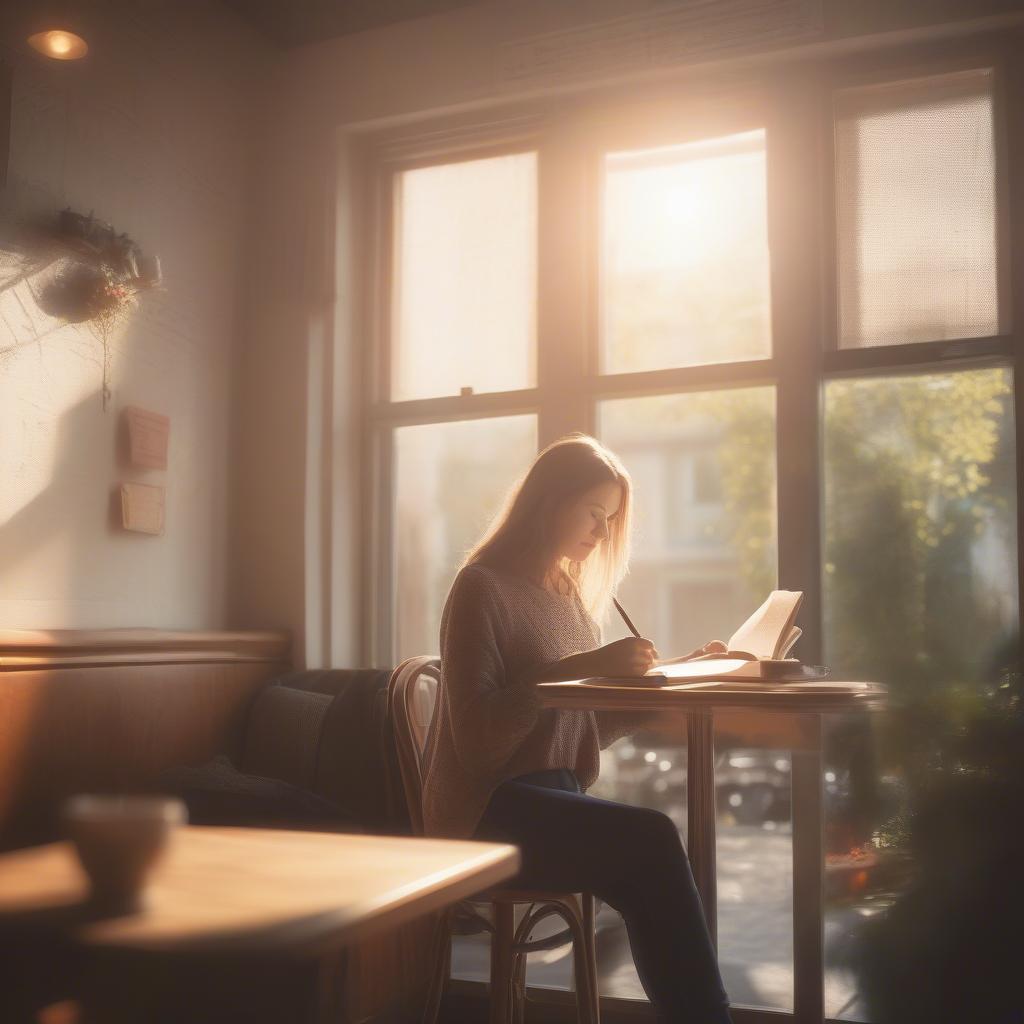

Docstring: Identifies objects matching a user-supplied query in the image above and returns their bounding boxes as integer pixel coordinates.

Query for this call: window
[598,123,787,1004]
[393,416,537,661]
[392,152,537,400]
[823,368,1016,688]
[377,149,541,662]
[599,388,777,655]
[368,42,1020,1024]
[834,69,1001,348]
[822,65,1016,1023]
[601,130,772,373]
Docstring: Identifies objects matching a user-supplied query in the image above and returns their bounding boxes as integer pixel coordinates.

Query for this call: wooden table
[537,678,884,1024]
[0,826,519,1022]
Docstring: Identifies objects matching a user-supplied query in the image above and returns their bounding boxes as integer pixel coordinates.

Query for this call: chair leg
[490,902,515,1024]
[511,949,528,1024]
[422,909,453,1024]
[559,896,598,1024]
[581,893,601,1024]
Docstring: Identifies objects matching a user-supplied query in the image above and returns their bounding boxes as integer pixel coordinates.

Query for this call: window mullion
[767,70,829,1024]
[537,126,593,445]
[368,422,394,666]
[366,162,395,666]
[769,76,826,666]
[370,389,541,426]
[1006,32,1024,647]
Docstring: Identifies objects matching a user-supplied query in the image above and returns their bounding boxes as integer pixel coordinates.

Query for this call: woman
[420,433,733,1024]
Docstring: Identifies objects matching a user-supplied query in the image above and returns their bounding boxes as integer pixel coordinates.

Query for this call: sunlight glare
[602,129,771,372]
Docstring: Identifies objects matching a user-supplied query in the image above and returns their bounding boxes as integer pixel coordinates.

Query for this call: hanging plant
[86,265,133,319]
[36,208,162,409]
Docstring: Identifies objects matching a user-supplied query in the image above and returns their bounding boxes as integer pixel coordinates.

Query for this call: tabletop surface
[0,826,519,954]
[537,677,886,714]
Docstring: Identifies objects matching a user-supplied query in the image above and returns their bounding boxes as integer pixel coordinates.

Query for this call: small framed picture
[121,483,165,536]
[125,406,170,470]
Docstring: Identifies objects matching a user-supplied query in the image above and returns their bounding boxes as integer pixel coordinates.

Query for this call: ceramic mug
[62,794,187,914]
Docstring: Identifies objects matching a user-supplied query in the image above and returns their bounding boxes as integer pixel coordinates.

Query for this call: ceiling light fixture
[28,29,89,61]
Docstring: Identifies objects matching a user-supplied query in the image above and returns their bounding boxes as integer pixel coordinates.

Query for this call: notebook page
[727,590,803,659]
[654,658,752,680]
[665,679,870,693]
[779,626,802,658]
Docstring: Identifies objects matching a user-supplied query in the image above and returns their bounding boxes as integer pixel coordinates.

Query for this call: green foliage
[823,369,1015,698]
[850,661,1024,1024]
[609,361,1018,854]
[686,390,777,601]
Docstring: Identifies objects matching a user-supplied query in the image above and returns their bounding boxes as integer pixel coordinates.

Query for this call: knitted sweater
[420,561,648,839]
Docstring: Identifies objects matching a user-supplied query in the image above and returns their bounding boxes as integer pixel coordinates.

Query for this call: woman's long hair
[463,433,633,623]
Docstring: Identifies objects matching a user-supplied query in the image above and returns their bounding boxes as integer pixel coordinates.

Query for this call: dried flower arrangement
[39,208,162,408]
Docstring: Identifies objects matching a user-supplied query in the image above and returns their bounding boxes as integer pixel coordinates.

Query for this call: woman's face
[551,480,623,563]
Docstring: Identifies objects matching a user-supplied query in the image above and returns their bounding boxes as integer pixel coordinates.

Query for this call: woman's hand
[582,637,660,678]
[527,638,660,684]
[653,639,728,667]
[532,637,727,684]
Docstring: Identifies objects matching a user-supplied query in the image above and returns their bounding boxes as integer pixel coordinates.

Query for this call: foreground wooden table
[537,678,884,1024]
[0,826,519,1021]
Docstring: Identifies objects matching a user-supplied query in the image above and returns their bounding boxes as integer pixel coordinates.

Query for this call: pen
[612,596,641,638]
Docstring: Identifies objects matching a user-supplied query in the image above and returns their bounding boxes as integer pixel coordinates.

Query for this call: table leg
[792,713,824,1024]
[686,709,717,949]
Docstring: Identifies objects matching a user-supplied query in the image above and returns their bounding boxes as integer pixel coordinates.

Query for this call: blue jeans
[473,769,732,1024]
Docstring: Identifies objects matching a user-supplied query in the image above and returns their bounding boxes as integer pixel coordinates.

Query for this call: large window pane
[601,130,772,374]
[393,153,537,400]
[599,388,777,654]
[823,367,1016,686]
[715,733,793,1012]
[835,69,1000,348]
[822,366,1018,1020]
[393,415,537,661]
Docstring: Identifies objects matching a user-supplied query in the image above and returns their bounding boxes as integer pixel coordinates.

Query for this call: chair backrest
[387,655,441,836]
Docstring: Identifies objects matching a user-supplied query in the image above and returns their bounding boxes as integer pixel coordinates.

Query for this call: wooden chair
[388,656,601,1024]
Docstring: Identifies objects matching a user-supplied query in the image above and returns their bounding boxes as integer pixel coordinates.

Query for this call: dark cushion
[158,755,359,831]
[274,668,410,833]
[158,668,410,835]
[240,684,331,789]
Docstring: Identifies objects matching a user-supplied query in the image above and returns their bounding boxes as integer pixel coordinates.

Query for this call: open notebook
[646,590,809,683]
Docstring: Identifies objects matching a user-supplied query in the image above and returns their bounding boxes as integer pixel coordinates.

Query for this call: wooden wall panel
[0,630,290,849]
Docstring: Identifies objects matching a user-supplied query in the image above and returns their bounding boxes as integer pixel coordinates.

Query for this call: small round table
[536,678,885,1024]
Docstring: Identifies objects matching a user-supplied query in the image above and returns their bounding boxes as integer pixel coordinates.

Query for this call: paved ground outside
[452,823,877,1021]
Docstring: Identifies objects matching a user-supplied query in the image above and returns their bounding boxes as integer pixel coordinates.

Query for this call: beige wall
[2,0,1016,652]
[233,0,1024,668]
[0,2,269,629]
